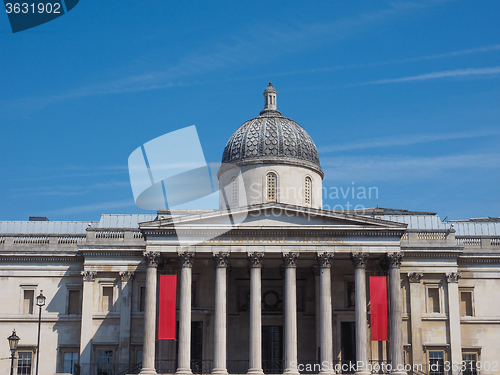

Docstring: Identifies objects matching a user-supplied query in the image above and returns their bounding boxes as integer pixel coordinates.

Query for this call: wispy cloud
[0,1,448,112]
[318,129,500,153]
[321,152,500,182]
[46,199,136,216]
[366,66,500,85]
[10,181,130,198]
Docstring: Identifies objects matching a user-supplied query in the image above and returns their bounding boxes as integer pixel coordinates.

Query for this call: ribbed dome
[221,84,322,176]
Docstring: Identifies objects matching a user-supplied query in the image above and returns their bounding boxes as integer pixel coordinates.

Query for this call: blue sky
[1,0,499,221]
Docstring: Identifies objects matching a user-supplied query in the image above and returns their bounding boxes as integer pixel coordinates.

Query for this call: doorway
[262,326,283,374]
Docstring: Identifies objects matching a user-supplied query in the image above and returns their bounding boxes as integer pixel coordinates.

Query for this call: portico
[138,204,407,375]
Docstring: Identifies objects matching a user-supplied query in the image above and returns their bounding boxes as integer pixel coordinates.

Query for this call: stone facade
[1,85,499,375]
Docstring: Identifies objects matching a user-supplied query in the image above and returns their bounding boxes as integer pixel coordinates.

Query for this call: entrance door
[262,326,283,374]
[341,322,356,373]
[191,321,204,373]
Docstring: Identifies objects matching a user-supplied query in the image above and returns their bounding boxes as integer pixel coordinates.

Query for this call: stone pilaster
[408,272,424,368]
[79,271,96,365]
[447,272,462,375]
[119,271,134,365]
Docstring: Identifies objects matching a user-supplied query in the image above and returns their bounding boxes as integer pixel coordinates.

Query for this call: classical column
[140,252,160,375]
[317,253,334,375]
[79,270,96,366]
[212,252,230,375]
[350,253,369,375]
[119,271,134,365]
[447,272,462,375]
[408,272,424,368]
[176,252,195,375]
[247,252,264,375]
[387,253,405,375]
[283,252,300,375]
[312,266,321,363]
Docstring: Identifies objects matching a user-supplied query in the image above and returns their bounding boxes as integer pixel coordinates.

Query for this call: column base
[212,369,229,375]
[139,368,158,375]
[391,371,407,375]
[175,368,193,375]
[246,368,264,375]
[283,370,300,375]
[354,371,371,375]
[319,371,335,375]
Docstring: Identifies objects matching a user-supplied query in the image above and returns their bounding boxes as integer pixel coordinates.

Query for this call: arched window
[304,177,312,206]
[266,172,277,202]
[231,176,238,206]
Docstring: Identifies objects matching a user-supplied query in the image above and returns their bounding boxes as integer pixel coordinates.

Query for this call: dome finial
[262,82,278,113]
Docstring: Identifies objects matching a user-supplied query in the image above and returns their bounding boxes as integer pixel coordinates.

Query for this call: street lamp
[8,330,20,375]
[35,291,46,375]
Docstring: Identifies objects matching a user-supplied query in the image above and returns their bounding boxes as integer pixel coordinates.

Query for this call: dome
[221,83,323,177]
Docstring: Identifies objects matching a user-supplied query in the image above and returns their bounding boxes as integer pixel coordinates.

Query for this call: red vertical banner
[370,276,388,341]
[158,275,177,340]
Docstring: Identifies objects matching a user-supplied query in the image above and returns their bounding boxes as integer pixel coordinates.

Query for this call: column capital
[179,251,195,268]
[282,252,299,268]
[446,272,461,283]
[144,251,160,267]
[81,270,97,282]
[248,252,264,268]
[386,252,403,269]
[316,252,334,268]
[408,272,423,283]
[350,252,368,269]
[213,252,230,268]
[119,271,134,282]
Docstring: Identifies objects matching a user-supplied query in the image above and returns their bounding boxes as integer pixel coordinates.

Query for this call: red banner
[370,276,388,341]
[158,275,177,340]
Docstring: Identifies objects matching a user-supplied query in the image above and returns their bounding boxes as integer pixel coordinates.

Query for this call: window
[462,353,478,375]
[68,290,81,315]
[139,286,146,312]
[304,177,312,205]
[17,351,32,375]
[136,350,143,365]
[428,351,444,375]
[63,352,79,374]
[97,350,113,375]
[460,290,473,316]
[23,290,34,315]
[266,172,277,202]
[427,287,440,313]
[102,287,114,312]
[231,176,238,206]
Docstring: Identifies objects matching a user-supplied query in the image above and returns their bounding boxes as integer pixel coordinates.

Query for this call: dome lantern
[261,82,280,115]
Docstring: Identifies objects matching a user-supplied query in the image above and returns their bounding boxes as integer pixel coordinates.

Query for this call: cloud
[321,152,500,182]
[10,181,131,198]
[46,199,136,216]
[366,66,500,85]
[318,129,500,153]
[0,1,448,112]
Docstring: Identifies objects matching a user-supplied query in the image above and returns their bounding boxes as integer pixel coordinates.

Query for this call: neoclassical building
[1,84,499,375]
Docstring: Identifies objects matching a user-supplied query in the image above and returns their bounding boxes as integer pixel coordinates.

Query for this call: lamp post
[8,330,20,375]
[35,291,46,375]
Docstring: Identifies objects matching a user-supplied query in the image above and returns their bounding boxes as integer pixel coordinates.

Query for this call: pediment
[140,203,407,233]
